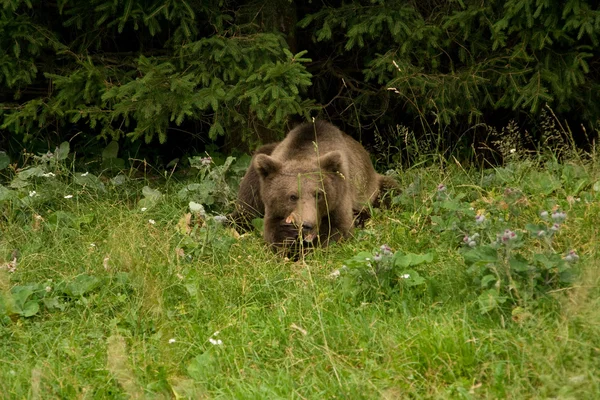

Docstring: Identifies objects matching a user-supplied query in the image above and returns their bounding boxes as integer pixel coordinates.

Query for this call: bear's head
[253,151,348,244]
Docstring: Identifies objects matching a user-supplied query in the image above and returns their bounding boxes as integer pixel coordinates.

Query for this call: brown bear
[231,120,398,254]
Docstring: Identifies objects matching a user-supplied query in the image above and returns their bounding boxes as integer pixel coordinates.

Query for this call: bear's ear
[254,154,282,179]
[319,151,343,173]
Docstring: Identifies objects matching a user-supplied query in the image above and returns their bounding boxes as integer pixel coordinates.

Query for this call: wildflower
[380,244,393,255]
[550,223,560,232]
[200,156,212,166]
[64,194,73,199]
[81,172,89,177]
[400,274,410,279]
[213,215,228,224]
[148,219,156,225]
[540,211,549,218]
[2,257,17,273]
[329,269,341,278]
[373,253,382,262]
[45,286,52,293]
[475,214,486,224]
[189,201,206,217]
[140,207,147,212]
[41,172,56,177]
[90,243,96,247]
[209,338,223,346]
[565,250,579,263]
[437,183,447,192]
[551,211,567,222]
[510,148,516,154]
[463,233,479,247]
[168,338,176,344]
[29,190,37,197]
[499,229,517,243]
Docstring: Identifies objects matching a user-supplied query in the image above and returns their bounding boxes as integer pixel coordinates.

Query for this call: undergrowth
[0,131,599,398]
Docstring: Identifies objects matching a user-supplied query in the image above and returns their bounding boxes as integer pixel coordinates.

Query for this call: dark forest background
[1,0,599,167]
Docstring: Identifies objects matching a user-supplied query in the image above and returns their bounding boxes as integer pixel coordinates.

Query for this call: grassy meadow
[1,145,600,399]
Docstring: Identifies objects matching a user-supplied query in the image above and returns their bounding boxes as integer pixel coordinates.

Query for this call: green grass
[1,157,600,399]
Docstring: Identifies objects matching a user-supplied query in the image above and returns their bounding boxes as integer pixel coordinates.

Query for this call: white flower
[45,286,52,292]
[29,190,37,197]
[90,243,96,247]
[213,215,228,224]
[510,148,516,154]
[401,274,410,279]
[168,338,176,344]
[148,219,156,225]
[81,172,89,177]
[209,338,223,346]
[64,194,73,199]
[189,201,206,217]
[41,172,55,177]
[140,207,148,212]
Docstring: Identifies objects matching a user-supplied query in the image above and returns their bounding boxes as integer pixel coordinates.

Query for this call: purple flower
[380,244,393,256]
[437,184,447,192]
[200,156,212,166]
[565,250,579,262]
[475,214,486,224]
[499,229,517,243]
[552,211,567,222]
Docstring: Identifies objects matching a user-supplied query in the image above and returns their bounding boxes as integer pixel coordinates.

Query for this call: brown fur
[232,121,398,254]
[229,142,279,231]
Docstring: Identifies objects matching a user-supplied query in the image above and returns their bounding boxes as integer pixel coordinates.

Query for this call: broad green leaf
[0,151,10,170]
[399,269,426,287]
[0,185,15,201]
[16,166,45,180]
[480,274,497,288]
[142,186,162,200]
[393,252,434,268]
[64,274,101,297]
[478,289,507,313]
[74,172,105,192]
[56,142,70,160]
[102,141,119,160]
[509,254,531,273]
[139,186,162,208]
[463,245,498,266]
[187,351,215,381]
[10,286,41,317]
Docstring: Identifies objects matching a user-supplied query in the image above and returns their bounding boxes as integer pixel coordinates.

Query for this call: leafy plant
[178,154,250,210]
[339,245,432,301]
[175,202,236,262]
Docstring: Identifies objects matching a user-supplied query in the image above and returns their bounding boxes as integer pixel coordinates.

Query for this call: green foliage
[339,246,433,301]
[0,1,315,145]
[300,0,600,130]
[0,150,598,397]
[0,273,108,319]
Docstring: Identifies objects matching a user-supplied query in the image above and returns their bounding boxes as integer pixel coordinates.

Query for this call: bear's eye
[289,194,298,202]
